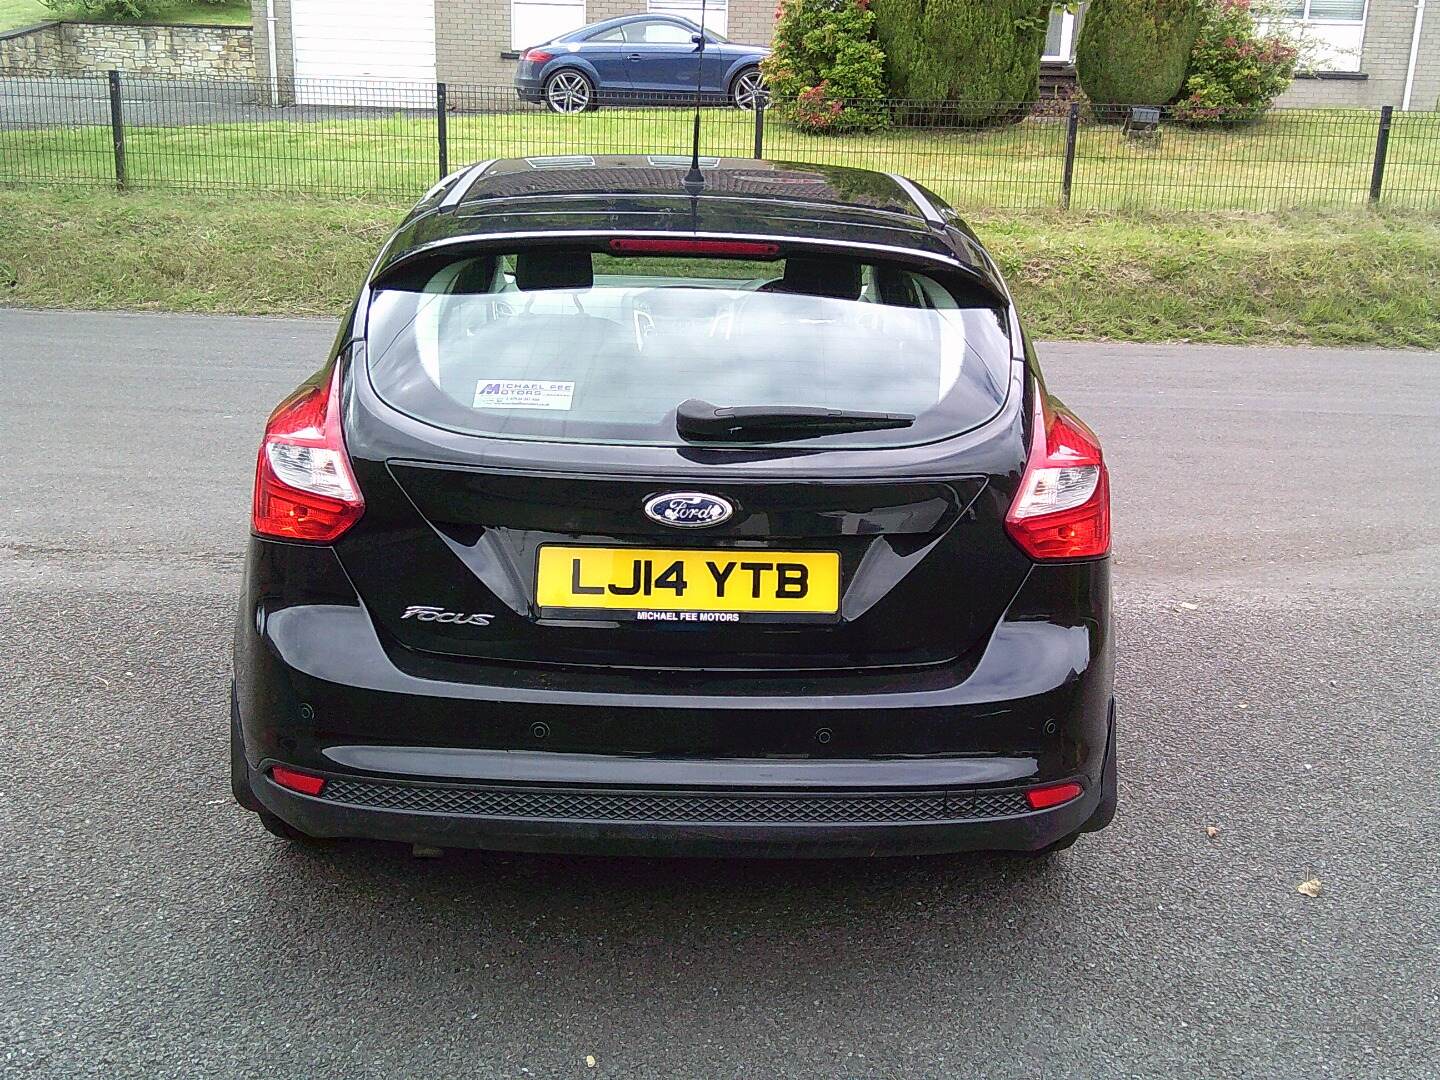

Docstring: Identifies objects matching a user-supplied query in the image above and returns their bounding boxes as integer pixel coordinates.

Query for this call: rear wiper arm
[676,398,915,441]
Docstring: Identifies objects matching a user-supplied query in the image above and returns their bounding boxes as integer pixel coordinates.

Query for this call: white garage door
[292,0,437,107]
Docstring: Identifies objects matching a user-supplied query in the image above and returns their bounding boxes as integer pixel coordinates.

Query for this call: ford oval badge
[644,492,734,529]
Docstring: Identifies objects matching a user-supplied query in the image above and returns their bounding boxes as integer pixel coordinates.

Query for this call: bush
[1075,0,1203,110]
[871,0,1050,124]
[42,0,231,18]
[761,0,890,134]
[44,0,156,17]
[1173,0,1298,122]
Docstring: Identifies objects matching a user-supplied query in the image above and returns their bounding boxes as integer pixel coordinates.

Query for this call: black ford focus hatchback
[231,155,1116,857]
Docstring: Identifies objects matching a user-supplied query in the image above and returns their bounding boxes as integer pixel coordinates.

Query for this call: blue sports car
[514,14,769,113]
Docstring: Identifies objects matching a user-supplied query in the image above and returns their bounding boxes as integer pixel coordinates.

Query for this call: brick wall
[0,21,253,77]
[434,0,512,90]
[728,0,775,47]
[1277,0,1440,109]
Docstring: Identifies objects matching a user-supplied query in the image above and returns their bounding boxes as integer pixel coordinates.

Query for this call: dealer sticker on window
[472,380,575,410]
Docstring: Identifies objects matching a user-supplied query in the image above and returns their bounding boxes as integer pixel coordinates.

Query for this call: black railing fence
[1,73,1437,211]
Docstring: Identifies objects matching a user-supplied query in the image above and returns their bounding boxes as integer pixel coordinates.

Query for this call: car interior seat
[757,257,863,301]
[514,250,594,291]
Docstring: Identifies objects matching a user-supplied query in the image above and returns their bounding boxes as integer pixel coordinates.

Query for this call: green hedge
[1075,0,1203,110]
[872,0,1050,123]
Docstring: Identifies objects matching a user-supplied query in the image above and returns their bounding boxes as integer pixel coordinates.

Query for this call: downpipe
[265,0,280,108]
[1403,0,1427,110]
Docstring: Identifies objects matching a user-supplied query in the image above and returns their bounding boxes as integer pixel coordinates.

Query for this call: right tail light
[1005,386,1110,561]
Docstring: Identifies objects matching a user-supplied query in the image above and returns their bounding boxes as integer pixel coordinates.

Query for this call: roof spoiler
[368,232,1012,306]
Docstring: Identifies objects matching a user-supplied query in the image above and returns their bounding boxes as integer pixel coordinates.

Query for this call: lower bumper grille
[319,778,1031,825]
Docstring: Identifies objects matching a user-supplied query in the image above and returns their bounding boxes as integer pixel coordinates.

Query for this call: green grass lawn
[135,0,250,24]
[0,0,249,30]
[2,188,1435,347]
[2,104,1436,212]
[0,0,54,29]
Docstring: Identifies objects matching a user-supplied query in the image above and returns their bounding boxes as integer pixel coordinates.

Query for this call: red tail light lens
[524,49,555,63]
[1025,781,1084,810]
[271,766,326,797]
[608,238,781,256]
[1004,386,1110,561]
[252,364,364,543]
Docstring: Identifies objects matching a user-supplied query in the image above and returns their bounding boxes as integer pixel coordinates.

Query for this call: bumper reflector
[271,766,326,797]
[1025,781,1083,811]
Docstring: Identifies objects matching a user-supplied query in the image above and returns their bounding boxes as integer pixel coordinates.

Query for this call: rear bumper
[233,543,1114,856]
[514,76,544,103]
[244,725,1112,857]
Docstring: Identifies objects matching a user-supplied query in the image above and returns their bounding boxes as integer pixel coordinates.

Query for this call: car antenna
[682,0,708,195]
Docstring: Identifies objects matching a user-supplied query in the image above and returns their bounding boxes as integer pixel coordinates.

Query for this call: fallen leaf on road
[1205,826,1221,839]
[585,1055,597,1069]
[1296,878,1322,897]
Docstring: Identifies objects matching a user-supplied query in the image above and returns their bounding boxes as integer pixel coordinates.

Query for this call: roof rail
[417,166,471,206]
[439,160,498,210]
[885,173,944,227]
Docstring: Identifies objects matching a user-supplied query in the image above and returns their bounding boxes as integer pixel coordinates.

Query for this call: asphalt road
[2,309,1438,1079]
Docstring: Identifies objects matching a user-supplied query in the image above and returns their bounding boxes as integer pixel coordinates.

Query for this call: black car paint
[387,160,1004,300]
[231,157,1116,856]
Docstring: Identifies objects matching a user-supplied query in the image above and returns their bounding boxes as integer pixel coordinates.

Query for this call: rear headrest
[774,257,863,301]
[514,251,593,291]
[450,255,501,294]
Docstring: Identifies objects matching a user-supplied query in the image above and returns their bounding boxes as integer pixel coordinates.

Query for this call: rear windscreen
[364,248,1012,447]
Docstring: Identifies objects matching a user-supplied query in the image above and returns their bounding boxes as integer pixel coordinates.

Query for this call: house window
[1283,1,1365,17]
[646,0,729,38]
[512,0,587,50]
[1273,0,1366,73]
[1043,6,1076,62]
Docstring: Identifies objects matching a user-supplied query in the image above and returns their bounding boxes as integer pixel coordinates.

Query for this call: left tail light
[251,363,364,543]
[1004,384,1110,561]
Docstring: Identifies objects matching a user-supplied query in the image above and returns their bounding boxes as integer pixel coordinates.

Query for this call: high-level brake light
[1004,386,1110,561]
[251,364,364,543]
[608,238,781,257]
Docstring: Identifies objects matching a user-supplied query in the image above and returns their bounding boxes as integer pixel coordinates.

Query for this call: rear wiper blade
[676,398,916,441]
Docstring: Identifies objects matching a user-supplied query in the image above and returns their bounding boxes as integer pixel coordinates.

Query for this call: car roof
[558,14,700,39]
[380,155,1003,298]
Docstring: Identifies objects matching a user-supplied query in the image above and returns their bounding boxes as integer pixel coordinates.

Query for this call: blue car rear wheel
[544,69,596,114]
[730,67,767,111]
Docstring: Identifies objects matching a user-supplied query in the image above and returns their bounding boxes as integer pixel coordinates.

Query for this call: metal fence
[2,72,1438,212]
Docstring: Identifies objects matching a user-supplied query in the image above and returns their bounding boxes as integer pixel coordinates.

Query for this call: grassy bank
[1,188,1436,347]
[0,0,250,31]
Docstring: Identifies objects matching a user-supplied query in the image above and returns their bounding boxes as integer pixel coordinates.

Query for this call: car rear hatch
[336,237,1031,674]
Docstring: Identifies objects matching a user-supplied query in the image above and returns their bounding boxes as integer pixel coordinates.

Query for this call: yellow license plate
[536,546,840,614]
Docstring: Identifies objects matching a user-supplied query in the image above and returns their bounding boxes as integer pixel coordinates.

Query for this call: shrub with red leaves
[1173,0,1297,123]
[762,0,890,133]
